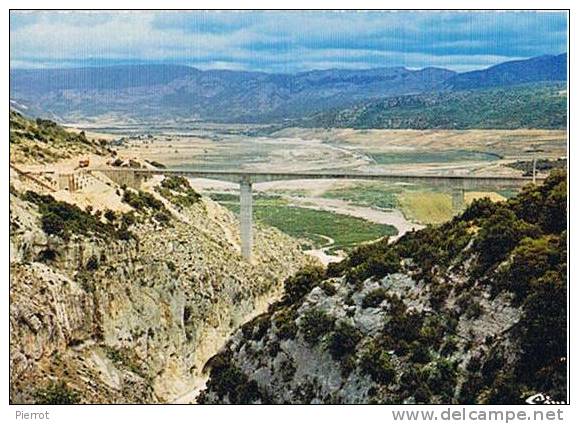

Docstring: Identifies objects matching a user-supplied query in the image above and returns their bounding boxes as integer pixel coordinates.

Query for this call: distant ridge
[9,54,567,124]
[444,53,567,90]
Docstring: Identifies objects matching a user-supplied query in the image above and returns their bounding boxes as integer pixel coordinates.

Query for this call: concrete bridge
[96,168,541,261]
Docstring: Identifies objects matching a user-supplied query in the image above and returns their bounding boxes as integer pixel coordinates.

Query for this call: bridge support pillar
[451,187,466,214]
[240,177,253,261]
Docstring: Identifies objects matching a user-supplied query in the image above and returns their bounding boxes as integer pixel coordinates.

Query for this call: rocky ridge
[199,171,567,404]
[10,166,311,403]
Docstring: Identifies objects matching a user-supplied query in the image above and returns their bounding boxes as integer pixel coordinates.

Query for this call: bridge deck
[96,167,540,187]
[94,167,543,261]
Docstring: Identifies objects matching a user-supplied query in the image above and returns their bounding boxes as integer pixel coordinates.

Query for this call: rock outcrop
[10,176,310,403]
[199,171,567,404]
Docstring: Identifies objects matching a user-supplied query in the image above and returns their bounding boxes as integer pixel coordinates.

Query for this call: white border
[1,2,575,423]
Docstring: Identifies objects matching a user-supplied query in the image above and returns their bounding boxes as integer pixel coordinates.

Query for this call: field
[318,181,510,225]
[111,126,565,258]
[321,182,400,209]
[211,193,397,252]
[121,127,567,177]
[397,191,453,224]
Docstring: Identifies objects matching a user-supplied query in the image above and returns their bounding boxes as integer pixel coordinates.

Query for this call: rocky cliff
[10,170,311,403]
[199,171,567,404]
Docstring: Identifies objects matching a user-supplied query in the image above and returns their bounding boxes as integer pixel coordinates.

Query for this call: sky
[9,10,568,73]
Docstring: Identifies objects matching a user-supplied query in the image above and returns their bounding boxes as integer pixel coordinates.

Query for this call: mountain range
[9,53,566,125]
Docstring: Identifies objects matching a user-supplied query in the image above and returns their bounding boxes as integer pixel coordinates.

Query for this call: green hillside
[302,83,567,130]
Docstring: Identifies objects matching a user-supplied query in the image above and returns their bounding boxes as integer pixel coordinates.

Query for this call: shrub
[156,176,201,208]
[104,209,117,222]
[154,211,172,225]
[282,265,325,304]
[274,308,298,340]
[104,346,146,378]
[300,308,335,346]
[473,208,540,276]
[37,248,57,262]
[419,316,446,348]
[327,321,362,360]
[424,358,458,401]
[409,341,431,364]
[498,235,561,299]
[203,353,262,404]
[122,189,165,212]
[76,270,95,293]
[360,340,396,385]
[386,310,423,347]
[161,176,190,191]
[319,280,338,296]
[414,385,432,403]
[348,249,400,284]
[22,191,129,240]
[464,301,484,319]
[362,288,388,308]
[241,313,271,341]
[85,255,99,271]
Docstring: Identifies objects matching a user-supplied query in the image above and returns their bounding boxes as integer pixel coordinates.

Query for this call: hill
[9,65,455,123]
[9,115,311,403]
[301,83,567,130]
[9,111,110,163]
[199,170,567,404]
[445,54,567,90]
[9,54,567,125]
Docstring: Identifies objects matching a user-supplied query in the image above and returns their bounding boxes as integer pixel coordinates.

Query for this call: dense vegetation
[121,189,172,226]
[302,83,566,130]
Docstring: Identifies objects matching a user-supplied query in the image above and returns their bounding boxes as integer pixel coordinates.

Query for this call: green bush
[241,313,271,341]
[274,308,298,340]
[387,310,423,346]
[85,255,99,271]
[473,208,540,276]
[104,209,117,222]
[122,189,165,212]
[362,288,388,308]
[202,353,263,404]
[409,341,431,364]
[300,308,335,346]
[498,235,562,299]
[345,239,400,283]
[424,358,458,402]
[161,176,190,191]
[22,191,132,240]
[156,176,201,208]
[327,321,362,360]
[360,340,396,385]
[37,248,57,262]
[282,265,325,304]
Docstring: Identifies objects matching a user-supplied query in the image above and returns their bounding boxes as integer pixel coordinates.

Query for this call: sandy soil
[122,128,566,180]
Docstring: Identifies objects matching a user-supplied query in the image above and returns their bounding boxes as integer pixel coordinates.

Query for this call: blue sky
[10,10,568,73]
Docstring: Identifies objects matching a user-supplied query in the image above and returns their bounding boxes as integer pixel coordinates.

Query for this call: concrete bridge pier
[239,176,253,261]
[451,187,466,214]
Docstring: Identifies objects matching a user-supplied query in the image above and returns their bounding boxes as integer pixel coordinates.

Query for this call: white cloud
[9,10,567,72]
